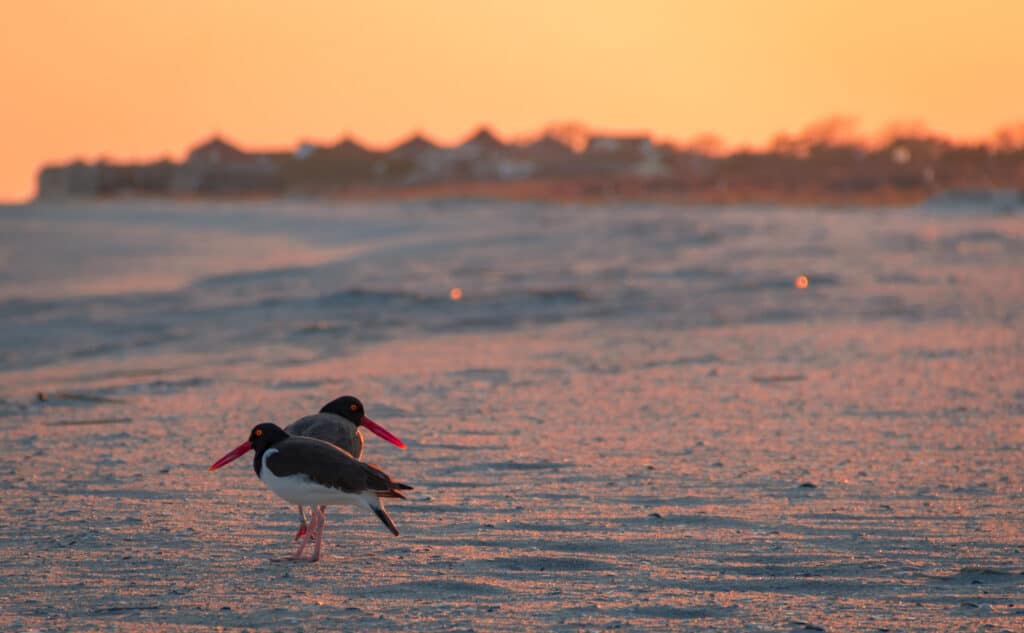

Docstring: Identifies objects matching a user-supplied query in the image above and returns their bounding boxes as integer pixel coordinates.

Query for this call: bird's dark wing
[268,437,411,495]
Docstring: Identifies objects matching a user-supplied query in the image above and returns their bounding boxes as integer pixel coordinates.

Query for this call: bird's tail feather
[371,503,400,536]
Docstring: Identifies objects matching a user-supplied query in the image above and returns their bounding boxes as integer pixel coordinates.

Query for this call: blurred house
[382,134,449,184]
[282,137,380,191]
[448,127,538,180]
[131,160,177,193]
[37,161,101,197]
[448,127,499,179]
[294,142,320,161]
[583,135,669,177]
[171,136,284,194]
[521,134,574,162]
[451,127,504,161]
[480,135,577,180]
[660,146,715,186]
[37,159,176,197]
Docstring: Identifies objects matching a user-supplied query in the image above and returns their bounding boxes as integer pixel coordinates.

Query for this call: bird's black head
[248,422,289,452]
[320,395,366,425]
[209,422,290,473]
[319,394,408,449]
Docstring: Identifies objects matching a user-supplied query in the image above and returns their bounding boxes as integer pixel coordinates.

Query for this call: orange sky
[2,0,1022,202]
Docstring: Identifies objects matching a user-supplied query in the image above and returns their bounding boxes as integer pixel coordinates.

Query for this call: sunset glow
[2,0,1023,202]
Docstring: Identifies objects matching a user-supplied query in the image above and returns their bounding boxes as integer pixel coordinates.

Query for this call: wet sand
[0,200,1022,631]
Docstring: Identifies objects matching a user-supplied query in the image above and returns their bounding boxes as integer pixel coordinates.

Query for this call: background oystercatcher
[285,395,407,539]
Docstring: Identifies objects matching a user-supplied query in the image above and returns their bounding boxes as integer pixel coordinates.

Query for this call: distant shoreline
[22,181,1024,211]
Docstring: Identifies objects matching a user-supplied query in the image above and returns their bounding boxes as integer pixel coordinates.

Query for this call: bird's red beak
[361,416,407,449]
[208,440,253,470]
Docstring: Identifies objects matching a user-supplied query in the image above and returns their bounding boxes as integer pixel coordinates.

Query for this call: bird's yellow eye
[254,428,263,437]
[350,404,358,411]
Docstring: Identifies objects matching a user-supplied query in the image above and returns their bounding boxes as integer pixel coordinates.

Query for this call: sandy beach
[0,199,1021,632]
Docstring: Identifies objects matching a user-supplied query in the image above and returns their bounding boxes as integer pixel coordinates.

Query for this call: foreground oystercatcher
[286,396,406,539]
[209,422,412,562]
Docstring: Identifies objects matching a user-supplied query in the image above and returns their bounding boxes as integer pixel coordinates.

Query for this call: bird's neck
[253,444,275,477]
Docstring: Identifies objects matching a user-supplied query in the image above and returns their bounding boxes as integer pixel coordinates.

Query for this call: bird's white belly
[259,449,364,507]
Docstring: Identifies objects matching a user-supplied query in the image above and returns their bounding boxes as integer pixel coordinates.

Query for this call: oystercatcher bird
[285,396,406,540]
[209,422,412,562]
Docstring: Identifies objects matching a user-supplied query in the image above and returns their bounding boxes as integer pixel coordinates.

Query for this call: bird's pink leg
[274,510,317,562]
[296,509,320,559]
[310,505,327,541]
[293,527,311,560]
[310,506,326,562]
[294,505,309,541]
